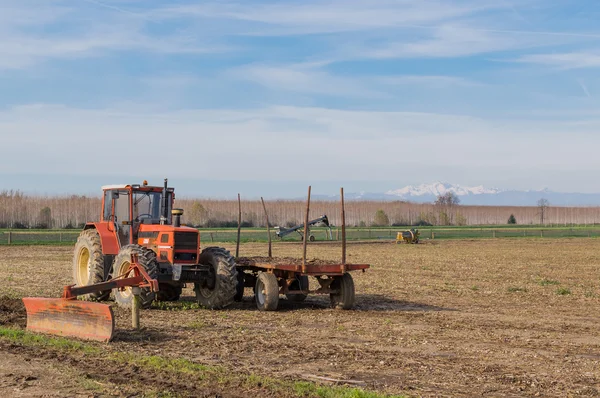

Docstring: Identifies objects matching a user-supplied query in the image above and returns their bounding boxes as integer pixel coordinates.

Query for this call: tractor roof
[101,183,171,191]
[101,184,130,190]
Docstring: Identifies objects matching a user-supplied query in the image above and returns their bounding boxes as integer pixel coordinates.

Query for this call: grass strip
[0,326,404,398]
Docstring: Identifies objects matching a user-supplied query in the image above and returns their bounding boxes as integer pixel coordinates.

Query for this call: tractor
[72,179,237,309]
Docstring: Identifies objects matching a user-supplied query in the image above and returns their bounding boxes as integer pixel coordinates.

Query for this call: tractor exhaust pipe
[172,209,183,228]
[161,178,168,225]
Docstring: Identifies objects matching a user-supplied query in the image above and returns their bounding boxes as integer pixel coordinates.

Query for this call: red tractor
[72,179,237,309]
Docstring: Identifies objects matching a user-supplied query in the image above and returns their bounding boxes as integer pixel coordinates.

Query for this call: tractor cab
[101,180,174,246]
[90,179,199,266]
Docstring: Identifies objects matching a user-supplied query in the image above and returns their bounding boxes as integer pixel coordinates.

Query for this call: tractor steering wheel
[135,213,153,222]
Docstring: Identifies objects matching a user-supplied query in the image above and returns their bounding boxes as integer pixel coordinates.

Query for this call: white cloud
[2,103,600,182]
[155,0,502,35]
[226,64,388,98]
[355,24,580,59]
[514,51,600,69]
[0,1,232,70]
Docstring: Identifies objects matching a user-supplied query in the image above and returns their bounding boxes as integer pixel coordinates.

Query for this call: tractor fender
[83,222,120,255]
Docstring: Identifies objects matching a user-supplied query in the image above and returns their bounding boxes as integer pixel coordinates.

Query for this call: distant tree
[358,220,367,227]
[537,198,550,225]
[508,214,517,224]
[455,213,467,226]
[188,202,208,227]
[435,192,460,206]
[435,192,460,225]
[372,210,390,226]
[37,207,52,229]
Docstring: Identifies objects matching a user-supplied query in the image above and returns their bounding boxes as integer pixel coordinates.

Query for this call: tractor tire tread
[194,247,237,309]
[112,244,159,309]
[72,229,110,301]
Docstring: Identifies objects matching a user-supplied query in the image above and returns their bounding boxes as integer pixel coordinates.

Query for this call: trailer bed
[236,256,369,276]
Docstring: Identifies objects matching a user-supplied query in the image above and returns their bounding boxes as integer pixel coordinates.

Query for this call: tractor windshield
[133,190,172,223]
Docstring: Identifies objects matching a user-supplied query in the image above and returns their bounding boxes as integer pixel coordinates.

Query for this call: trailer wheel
[194,247,237,309]
[72,229,110,301]
[112,245,159,309]
[330,273,355,310]
[255,272,279,311]
[286,275,309,302]
[157,283,182,301]
[309,235,315,242]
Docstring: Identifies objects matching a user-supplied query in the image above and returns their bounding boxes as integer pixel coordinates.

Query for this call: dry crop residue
[1,240,600,396]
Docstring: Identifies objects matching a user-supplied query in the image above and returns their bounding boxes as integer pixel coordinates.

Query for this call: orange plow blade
[22,298,115,342]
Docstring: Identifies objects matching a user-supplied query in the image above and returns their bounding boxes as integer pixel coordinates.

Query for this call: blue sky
[1,0,600,197]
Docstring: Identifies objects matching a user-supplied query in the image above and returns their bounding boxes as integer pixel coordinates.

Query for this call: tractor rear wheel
[112,245,159,309]
[72,229,110,301]
[255,272,279,311]
[330,273,355,310]
[194,247,237,309]
[286,275,309,302]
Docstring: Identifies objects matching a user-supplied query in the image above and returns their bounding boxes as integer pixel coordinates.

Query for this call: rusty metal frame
[62,253,159,299]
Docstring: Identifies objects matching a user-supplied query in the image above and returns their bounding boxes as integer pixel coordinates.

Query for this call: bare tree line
[2,190,600,228]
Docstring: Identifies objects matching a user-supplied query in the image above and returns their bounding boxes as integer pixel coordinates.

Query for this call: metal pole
[302,186,311,273]
[236,193,241,258]
[261,197,272,258]
[341,187,346,272]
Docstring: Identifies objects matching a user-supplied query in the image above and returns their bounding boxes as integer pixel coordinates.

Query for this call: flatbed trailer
[233,187,371,311]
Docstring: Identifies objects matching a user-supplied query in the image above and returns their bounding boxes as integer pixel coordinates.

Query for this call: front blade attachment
[22,298,115,342]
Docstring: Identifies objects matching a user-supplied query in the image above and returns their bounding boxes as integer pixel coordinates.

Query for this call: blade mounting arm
[63,254,159,299]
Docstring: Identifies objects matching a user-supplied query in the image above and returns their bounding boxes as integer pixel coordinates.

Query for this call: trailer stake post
[236,193,241,258]
[302,186,311,273]
[341,187,346,273]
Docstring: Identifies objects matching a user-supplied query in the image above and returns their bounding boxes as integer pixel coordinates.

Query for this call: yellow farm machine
[396,228,420,244]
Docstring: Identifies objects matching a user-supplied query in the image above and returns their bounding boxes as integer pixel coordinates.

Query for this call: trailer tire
[112,245,159,309]
[234,271,245,302]
[194,247,237,309]
[157,283,182,301]
[72,229,110,301]
[330,273,355,310]
[286,275,309,302]
[255,272,279,311]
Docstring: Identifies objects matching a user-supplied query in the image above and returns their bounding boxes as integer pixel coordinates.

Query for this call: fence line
[1,227,600,245]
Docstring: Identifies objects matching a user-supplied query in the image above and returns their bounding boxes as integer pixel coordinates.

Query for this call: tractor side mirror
[111,191,120,199]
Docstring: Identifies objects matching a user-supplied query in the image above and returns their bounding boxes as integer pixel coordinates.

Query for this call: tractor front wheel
[72,229,110,301]
[112,245,159,309]
[194,247,237,309]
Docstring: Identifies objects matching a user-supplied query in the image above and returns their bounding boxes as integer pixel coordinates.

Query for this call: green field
[1,225,599,245]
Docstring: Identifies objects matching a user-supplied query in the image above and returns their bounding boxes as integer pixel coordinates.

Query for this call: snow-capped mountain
[311,182,600,206]
[386,182,501,199]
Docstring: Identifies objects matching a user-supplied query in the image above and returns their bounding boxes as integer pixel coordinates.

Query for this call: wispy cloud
[577,79,592,97]
[226,63,388,98]
[514,51,600,69]
[154,0,502,35]
[0,1,232,70]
